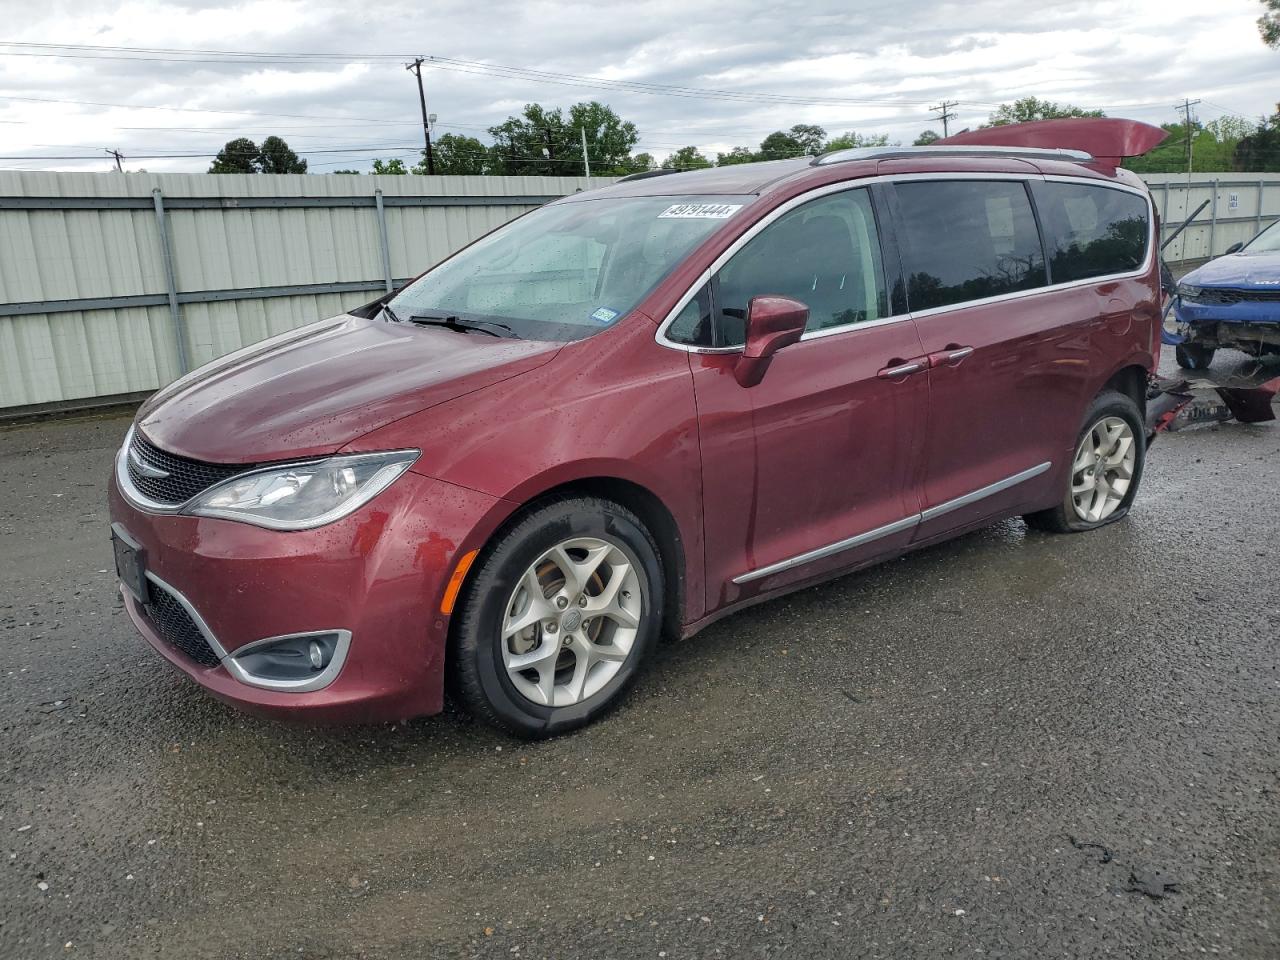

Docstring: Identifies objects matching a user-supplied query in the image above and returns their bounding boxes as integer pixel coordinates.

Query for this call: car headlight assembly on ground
[184,450,419,530]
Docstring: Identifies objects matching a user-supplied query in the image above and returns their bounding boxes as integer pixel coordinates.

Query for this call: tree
[985,97,1104,127]
[628,152,656,173]
[715,146,756,166]
[1233,113,1280,171]
[208,138,260,174]
[488,101,639,176]
[757,129,806,160]
[789,124,828,156]
[258,135,307,174]
[1260,0,1280,46]
[662,146,712,171]
[330,169,362,175]
[1124,116,1262,173]
[822,131,891,151]
[371,158,408,175]
[913,130,941,145]
[414,134,493,175]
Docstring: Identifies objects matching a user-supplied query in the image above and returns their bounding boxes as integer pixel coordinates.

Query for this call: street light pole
[406,57,436,175]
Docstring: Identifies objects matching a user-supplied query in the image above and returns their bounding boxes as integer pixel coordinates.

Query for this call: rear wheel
[1024,390,1145,534]
[450,497,663,738]
[1175,342,1216,370]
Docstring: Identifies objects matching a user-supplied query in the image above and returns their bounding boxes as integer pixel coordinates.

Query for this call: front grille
[1193,287,1280,305]
[142,581,222,667]
[126,430,245,506]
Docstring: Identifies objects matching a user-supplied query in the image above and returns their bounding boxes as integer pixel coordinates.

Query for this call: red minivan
[109,121,1164,736]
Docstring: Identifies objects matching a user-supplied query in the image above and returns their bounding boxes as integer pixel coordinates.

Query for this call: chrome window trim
[223,629,354,693]
[654,172,1156,354]
[139,571,231,661]
[731,461,1052,584]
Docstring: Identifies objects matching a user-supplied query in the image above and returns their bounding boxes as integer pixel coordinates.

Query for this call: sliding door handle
[927,345,975,368]
[877,358,928,380]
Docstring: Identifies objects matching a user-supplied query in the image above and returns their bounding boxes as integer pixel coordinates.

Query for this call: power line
[929,100,958,138]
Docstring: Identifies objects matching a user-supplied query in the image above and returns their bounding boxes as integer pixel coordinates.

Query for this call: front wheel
[1024,390,1145,534]
[450,497,664,738]
[1175,342,1216,370]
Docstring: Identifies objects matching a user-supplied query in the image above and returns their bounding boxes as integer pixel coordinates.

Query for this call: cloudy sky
[0,0,1275,173]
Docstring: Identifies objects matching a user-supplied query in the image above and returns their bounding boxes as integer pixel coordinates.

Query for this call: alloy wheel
[1070,416,1137,523]
[501,537,643,707]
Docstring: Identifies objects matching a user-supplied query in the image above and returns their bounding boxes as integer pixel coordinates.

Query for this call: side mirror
[1225,241,1244,255]
[734,295,809,387]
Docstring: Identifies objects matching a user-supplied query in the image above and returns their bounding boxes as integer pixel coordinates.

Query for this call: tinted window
[895,180,1046,311]
[1030,181,1149,283]
[714,189,889,346]
[666,283,714,346]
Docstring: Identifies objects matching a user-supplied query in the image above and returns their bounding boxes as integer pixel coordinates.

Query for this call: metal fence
[1,169,1277,414]
[0,171,613,413]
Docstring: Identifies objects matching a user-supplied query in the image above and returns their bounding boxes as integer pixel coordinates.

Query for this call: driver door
[678,187,929,611]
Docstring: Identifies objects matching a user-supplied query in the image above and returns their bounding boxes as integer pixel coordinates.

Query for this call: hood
[1184,250,1280,288]
[138,315,561,463]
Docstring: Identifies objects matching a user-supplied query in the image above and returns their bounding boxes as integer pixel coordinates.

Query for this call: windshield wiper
[378,302,402,323]
[407,313,516,338]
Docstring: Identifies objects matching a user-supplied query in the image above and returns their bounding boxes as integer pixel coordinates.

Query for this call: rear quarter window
[1029,181,1150,283]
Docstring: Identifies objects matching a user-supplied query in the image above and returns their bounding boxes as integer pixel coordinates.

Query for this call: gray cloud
[0,0,1274,172]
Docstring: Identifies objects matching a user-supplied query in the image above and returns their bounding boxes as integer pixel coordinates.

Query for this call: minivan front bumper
[108,450,502,723]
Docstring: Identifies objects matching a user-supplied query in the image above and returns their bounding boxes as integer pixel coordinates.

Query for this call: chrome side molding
[731,461,1052,585]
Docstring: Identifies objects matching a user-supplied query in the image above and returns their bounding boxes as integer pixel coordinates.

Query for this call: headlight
[184,450,418,530]
[1176,283,1203,301]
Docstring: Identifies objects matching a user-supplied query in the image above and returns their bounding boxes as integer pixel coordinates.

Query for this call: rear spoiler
[936,118,1168,170]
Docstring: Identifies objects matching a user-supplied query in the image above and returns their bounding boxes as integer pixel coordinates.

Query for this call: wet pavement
[2,349,1278,959]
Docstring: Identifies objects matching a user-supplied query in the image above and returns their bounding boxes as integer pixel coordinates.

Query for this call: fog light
[225,630,351,691]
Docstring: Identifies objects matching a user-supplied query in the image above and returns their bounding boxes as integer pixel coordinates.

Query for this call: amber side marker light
[440,549,479,614]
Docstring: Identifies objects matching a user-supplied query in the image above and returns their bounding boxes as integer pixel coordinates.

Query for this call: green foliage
[913,130,941,145]
[985,97,1105,127]
[661,146,712,170]
[258,135,307,174]
[1261,0,1280,46]
[330,169,362,175]
[415,134,494,175]
[208,138,260,174]
[487,101,639,175]
[1123,116,1268,173]
[629,152,657,173]
[208,136,307,174]
[823,131,892,151]
[715,146,757,166]
[371,158,408,175]
[1233,112,1280,171]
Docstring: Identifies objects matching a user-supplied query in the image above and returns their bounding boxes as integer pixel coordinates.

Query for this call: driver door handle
[926,345,975,368]
[876,358,929,380]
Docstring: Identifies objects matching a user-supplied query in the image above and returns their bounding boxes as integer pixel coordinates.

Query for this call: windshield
[387,194,751,340]
[1244,219,1280,253]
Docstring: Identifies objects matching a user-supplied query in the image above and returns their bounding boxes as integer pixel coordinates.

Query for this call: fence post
[1161,181,1170,240]
[151,188,189,374]
[1208,179,1219,257]
[1259,180,1266,236]
[374,189,394,293]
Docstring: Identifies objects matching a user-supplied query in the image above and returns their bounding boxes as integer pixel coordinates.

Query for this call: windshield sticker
[657,203,743,220]
[590,307,620,325]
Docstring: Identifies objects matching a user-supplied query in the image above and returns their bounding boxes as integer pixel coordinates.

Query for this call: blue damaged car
[1173,219,1280,369]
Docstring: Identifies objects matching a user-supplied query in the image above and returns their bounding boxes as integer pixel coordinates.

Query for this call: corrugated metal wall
[0,171,613,411]
[2,169,1278,413]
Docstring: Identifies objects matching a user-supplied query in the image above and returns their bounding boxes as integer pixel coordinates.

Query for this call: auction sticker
[590,307,620,324]
[658,203,742,219]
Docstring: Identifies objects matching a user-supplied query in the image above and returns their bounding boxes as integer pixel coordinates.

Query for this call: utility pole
[1176,98,1201,174]
[930,101,958,138]
[405,57,436,175]
[580,127,591,178]
[105,148,123,172]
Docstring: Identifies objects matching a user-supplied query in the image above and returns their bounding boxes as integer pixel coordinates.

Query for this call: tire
[450,496,664,738]
[1175,342,1216,370]
[1024,390,1146,534]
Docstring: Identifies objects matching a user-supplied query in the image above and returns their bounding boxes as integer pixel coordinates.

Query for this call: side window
[665,283,713,346]
[1030,181,1150,283]
[713,189,889,346]
[894,180,1047,311]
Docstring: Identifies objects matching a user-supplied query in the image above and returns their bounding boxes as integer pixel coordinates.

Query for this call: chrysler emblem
[128,446,171,480]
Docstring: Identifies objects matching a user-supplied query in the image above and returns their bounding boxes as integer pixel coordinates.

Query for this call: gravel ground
[2,348,1277,959]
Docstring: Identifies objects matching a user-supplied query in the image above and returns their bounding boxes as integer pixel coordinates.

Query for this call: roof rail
[811,145,1094,166]
[616,168,682,183]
